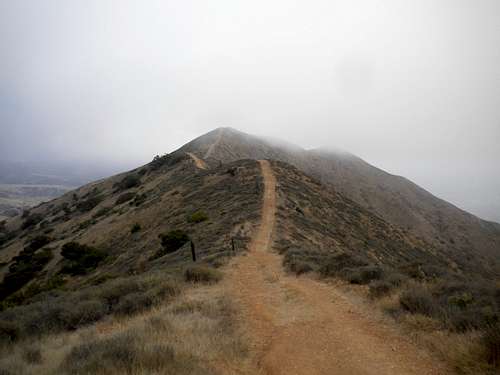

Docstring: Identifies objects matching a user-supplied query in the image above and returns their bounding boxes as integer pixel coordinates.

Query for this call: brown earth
[221,160,452,375]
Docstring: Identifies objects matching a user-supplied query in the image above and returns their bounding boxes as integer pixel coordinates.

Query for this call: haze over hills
[0,161,128,220]
[181,127,500,269]
[0,128,499,374]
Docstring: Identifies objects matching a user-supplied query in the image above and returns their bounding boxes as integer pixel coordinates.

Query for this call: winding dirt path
[222,160,452,375]
[187,152,208,170]
[204,128,224,159]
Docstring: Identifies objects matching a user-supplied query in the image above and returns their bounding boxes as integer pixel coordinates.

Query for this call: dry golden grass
[0,283,248,375]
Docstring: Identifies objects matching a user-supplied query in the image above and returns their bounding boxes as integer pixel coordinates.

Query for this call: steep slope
[0,154,262,302]
[181,128,500,274]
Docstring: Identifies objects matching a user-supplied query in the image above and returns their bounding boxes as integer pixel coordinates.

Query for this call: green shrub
[97,278,142,307]
[63,300,108,328]
[114,174,141,191]
[116,192,136,205]
[318,253,367,278]
[113,292,154,316]
[130,223,141,234]
[60,242,107,275]
[344,265,384,285]
[131,193,147,206]
[400,287,436,316]
[0,247,53,300]
[154,230,190,258]
[21,213,43,229]
[93,206,112,219]
[184,265,222,284]
[187,211,208,224]
[25,235,52,252]
[76,195,104,212]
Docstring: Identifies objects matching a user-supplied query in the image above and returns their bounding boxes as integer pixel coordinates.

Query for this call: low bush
[287,258,314,275]
[0,274,181,339]
[113,292,154,316]
[344,265,384,285]
[92,206,112,219]
[62,331,137,373]
[399,286,436,316]
[77,219,96,231]
[114,174,141,191]
[76,195,104,213]
[184,265,222,284]
[369,280,393,298]
[60,329,196,375]
[187,211,208,224]
[21,213,43,230]
[0,247,53,300]
[116,192,136,205]
[154,230,190,259]
[318,252,367,278]
[131,193,147,206]
[60,242,107,275]
[24,235,52,252]
[130,223,141,233]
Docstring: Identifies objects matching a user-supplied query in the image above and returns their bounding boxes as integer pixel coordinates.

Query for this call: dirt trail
[187,152,208,170]
[204,128,224,159]
[222,160,452,375]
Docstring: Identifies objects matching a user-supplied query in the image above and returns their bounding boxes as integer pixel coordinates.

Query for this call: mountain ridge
[180,127,500,269]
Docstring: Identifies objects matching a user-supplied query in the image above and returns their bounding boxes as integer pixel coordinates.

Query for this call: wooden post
[231,237,235,253]
[190,241,196,262]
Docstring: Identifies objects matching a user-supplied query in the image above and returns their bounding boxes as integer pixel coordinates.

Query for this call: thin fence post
[190,241,196,262]
[231,237,235,253]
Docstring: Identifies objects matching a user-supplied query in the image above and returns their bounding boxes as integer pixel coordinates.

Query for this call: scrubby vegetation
[153,230,190,259]
[21,213,43,230]
[114,174,141,191]
[115,191,135,205]
[184,265,222,284]
[60,242,107,275]
[0,274,180,341]
[187,211,208,224]
[283,248,500,373]
[0,236,54,301]
[0,264,241,375]
[130,223,141,234]
[76,194,104,213]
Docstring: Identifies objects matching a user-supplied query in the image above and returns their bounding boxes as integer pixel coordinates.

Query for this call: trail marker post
[190,241,196,262]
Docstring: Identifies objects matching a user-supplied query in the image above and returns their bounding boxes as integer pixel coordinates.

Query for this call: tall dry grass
[0,281,247,374]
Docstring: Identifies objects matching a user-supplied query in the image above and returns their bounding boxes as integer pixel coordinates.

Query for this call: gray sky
[1,0,499,221]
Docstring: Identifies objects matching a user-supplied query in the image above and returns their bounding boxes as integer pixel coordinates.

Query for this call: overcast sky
[0,0,499,221]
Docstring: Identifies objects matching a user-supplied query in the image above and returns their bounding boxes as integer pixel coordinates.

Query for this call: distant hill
[1,127,498,305]
[180,128,500,270]
[0,160,127,220]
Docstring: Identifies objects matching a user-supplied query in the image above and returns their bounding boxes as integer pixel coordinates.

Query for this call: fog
[1,1,499,221]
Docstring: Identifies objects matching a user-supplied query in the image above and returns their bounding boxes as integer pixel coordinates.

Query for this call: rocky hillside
[181,127,500,273]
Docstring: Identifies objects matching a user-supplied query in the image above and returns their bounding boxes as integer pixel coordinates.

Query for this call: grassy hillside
[0,154,262,308]
[181,128,500,271]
